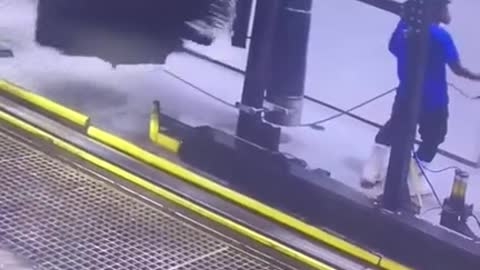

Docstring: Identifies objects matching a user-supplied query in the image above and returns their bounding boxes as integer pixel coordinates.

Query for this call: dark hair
[405,0,450,8]
[430,0,450,18]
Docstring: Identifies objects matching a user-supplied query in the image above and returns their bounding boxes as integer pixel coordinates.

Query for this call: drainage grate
[0,130,289,270]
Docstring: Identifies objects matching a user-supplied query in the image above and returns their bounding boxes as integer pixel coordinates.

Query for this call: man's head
[432,0,452,25]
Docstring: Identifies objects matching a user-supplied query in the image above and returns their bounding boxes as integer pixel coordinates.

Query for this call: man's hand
[449,61,480,81]
[467,72,480,81]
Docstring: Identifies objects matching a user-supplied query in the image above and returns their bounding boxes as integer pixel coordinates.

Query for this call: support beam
[382,0,431,212]
[236,0,281,150]
[265,0,313,126]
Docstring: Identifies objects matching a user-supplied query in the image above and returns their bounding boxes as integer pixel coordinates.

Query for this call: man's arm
[442,30,480,81]
[388,20,403,56]
[449,61,480,81]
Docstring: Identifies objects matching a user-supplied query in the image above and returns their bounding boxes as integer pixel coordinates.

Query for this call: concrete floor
[186,0,480,164]
[0,248,31,270]
[1,0,479,238]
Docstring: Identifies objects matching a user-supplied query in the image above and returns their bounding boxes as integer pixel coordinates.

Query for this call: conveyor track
[0,128,295,270]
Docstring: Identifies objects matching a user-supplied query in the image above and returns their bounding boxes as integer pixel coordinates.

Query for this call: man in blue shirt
[361,0,480,197]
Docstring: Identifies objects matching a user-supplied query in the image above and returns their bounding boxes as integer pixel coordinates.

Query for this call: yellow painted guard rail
[94,125,411,270]
[146,103,410,270]
[149,101,181,153]
[0,80,90,128]
[0,110,336,270]
[0,82,411,270]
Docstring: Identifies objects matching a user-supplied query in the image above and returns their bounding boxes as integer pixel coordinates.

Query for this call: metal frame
[237,0,434,212]
[235,0,282,150]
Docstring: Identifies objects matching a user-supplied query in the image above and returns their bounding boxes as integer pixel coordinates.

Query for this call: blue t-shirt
[389,20,459,110]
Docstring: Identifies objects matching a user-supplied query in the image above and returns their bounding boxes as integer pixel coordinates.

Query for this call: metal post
[236,0,282,150]
[232,0,254,48]
[382,0,431,212]
[265,0,313,126]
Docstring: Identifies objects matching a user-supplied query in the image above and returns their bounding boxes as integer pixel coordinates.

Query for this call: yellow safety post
[149,100,180,153]
[149,101,160,141]
[450,169,468,205]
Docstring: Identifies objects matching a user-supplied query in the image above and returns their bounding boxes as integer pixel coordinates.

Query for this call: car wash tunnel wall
[2,0,480,269]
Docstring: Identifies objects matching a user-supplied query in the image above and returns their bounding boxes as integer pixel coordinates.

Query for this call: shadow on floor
[41,79,128,113]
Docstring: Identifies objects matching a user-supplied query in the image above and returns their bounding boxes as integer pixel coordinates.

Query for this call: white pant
[361,144,432,198]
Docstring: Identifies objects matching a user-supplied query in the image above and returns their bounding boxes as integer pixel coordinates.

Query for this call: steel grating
[0,130,291,270]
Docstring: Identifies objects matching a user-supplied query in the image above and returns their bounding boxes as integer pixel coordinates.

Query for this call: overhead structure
[35,0,236,66]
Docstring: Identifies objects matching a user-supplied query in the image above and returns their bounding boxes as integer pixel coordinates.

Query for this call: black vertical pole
[236,0,281,150]
[232,0,254,48]
[382,0,432,212]
[265,0,312,126]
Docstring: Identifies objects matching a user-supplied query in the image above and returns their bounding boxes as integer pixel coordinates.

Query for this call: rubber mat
[0,129,292,270]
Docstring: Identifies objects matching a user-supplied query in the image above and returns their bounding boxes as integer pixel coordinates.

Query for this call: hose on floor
[293,87,397,130]
[163,68,478,131]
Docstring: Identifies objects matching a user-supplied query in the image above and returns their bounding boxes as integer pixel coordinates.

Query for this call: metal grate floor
[0,129,290,270]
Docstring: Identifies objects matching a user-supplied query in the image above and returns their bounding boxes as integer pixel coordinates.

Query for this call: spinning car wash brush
[361,0,480,197]
[35,0,236,66]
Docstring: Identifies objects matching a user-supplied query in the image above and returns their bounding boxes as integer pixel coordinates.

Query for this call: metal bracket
[441,201,478,240]
[235,101,290,116]
[263,100,290,115]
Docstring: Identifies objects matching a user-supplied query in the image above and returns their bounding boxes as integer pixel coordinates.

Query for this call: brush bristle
[35,0,237,64]
[183,0,236,45]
